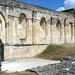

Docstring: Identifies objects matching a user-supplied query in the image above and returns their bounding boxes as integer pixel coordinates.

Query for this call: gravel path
[1,58,60,73]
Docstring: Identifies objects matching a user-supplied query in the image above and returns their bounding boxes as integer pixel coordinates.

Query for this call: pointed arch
[0,11,6,26]
[40,17,46,38]
[0,11,6,43]
[19,13,26,24]
[56,19,61,28]
[40,17,46,30]
[19,13,27,39]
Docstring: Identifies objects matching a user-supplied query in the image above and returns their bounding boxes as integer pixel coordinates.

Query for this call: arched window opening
[19,13,26,39]
[70,22,73,39]
[56,19,61,39]
[40,17,46,30]
[19,13,26,27]
[56,20,61,28]
[40,17,46,38]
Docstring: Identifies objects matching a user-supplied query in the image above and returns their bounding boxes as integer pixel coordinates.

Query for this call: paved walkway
[1,58,60,73]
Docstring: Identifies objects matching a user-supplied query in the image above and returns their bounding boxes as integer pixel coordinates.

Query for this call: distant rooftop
[62,8,75,12]
[61,8,75,14]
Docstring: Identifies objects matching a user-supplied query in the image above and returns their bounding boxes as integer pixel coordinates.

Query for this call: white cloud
[56,7,65,11]
[65,0,75,9]
[57,0,75,11]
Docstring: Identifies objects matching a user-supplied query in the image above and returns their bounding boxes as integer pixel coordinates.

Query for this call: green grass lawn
[37,45,75,60]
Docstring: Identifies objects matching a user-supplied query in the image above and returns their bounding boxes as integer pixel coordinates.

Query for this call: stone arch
[0,12,6,44]
[19,13,26,24]
[0,11,6,27]
[40,17,46,38]
[19,13,27,40]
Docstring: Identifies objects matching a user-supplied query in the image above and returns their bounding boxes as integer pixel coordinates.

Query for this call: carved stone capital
[26,18,30,22]
[5,23,10,28]
[8,15,14,20]
[50,22,55,25]
[50,17,57,25]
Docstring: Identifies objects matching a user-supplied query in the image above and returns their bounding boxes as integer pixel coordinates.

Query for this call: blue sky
[17,0,75,11]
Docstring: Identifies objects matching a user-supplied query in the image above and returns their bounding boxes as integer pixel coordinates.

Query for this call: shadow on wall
[0,39,2,43]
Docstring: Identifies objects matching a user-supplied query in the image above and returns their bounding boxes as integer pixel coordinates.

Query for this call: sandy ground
[1,58,60,73]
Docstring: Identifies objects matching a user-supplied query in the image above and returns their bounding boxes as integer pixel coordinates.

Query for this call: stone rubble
[28,55,75,75]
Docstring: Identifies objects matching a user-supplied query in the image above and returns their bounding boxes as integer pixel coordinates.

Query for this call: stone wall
[0,0,74,59]
[4,45,48,59]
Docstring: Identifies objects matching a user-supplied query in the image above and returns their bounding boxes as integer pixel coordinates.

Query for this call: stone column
[25,18,28,40]
[45,21,48,36]
[34,19,37,44]
[35,20,40,44]
[12,17,15,44]
[50,22,54,44]
[73,24,74,43]
[50,17,57,44]
[5,23,9,44]
[64,18,67,44]
[64,25,67,44]
[16,17,20,44]
[32,19,37,44]
[15,18,18,44]
[26,18,30,44]
[46,20,50,44]
[60,20,64,44]
[12,17,18,44]
[74,19,75,44]
[7,15,14,44]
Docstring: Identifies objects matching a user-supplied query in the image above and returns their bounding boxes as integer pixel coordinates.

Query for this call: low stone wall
[4,45,48,59]
[28,55,75,75]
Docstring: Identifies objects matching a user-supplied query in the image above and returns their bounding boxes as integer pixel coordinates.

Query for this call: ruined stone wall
[0,0,74,59]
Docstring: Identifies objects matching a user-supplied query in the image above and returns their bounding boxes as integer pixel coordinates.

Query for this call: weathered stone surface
[28,56,75,75]
[0,0,75,59]
[4,45,48,59]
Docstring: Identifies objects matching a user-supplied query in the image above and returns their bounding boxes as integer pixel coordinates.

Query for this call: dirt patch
[0,71,39,75]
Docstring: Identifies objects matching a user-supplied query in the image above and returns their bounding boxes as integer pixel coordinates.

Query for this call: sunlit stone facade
[0,0,74,59]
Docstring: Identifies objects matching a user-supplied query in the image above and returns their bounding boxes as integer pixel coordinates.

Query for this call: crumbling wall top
[0,0,16,5]
[0,0,73,18]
